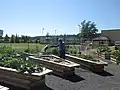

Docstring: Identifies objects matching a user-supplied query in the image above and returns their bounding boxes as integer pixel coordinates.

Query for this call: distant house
[92,36,109,45]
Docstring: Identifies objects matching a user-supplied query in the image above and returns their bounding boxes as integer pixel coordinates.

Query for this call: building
[0,30,3,37]
[102,29,120,45]
[34,34,79,44]
[92,36,109,45]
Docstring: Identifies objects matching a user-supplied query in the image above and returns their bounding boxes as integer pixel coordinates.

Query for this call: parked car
[115,41,120,50]
[115,41,120,46]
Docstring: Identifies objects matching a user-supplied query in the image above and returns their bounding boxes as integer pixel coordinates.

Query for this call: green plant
[80,54,93,60]
[115,46,120,50]
[105,51,111,60]
[97,46,111,56]
[51,48,59,55]
[80,54,100,62]
[113,49,120,64]
[114,50,120,59]
[0,47,44,74]
[0,45,15,55]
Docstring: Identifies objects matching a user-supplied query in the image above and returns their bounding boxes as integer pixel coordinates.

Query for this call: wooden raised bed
[65,54,108,72]
[0,66,52,90]
[28,55,80,77]
[20,52,35,58]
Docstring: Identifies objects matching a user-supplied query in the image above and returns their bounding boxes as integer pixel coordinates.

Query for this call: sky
[0,0,120,37]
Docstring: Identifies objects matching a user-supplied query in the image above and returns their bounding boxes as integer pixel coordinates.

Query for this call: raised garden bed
[65,54,108,72]
[0,46,52,90]
[0,66,52,90]
[27,54,80,77]
[20,52,35,58]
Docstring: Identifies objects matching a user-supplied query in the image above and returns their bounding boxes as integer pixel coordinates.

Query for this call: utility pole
[42,28,44,43]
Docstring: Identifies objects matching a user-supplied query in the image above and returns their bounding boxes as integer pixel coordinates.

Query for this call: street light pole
[78,24,81,53]
[41,28,44,44]
[54,29,57,44]
[42,28,44,36]
[55,29,56,35]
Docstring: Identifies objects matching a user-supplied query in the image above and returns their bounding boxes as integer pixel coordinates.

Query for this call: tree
[35,39,39,43]
[46,32,50,44]
[10,34,15,43]
[4,34,9,43]
[15,34,20,43]
[21,35,30,43]
[79,20,98,42]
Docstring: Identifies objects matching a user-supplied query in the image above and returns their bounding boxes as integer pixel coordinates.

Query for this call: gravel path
[1,63,120,90]
[46,64,120,90]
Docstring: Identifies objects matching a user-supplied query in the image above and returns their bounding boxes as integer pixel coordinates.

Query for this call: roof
[92,36,109,41]
[102,29,120,32]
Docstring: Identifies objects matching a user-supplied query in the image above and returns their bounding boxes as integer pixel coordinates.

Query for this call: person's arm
[49,45,58,48]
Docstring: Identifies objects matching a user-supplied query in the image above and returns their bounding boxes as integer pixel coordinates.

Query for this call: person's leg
[60,50,65,59]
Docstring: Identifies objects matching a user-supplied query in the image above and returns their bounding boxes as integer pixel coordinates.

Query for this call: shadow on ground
[93,70,113,77]
[53,73,85,82]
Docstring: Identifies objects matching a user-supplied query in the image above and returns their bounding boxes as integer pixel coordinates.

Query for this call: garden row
[0,45,110,90]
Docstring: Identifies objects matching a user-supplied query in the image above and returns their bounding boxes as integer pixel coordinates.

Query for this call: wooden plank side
[0,68,42,81]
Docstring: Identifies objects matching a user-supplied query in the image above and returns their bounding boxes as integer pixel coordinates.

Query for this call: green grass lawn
[0,43,82,54]
[0,43,45,52]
